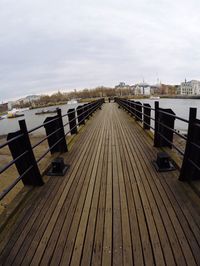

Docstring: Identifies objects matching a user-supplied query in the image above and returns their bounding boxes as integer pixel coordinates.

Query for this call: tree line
[13,87,133,108]
[13,84,179,108]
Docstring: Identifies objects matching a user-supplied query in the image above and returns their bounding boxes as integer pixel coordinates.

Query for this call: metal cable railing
[36,101,100,163]
[0,98,104,200]
[115,97,200,181]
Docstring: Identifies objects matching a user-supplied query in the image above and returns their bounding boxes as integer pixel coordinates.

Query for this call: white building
[135,82,151,95]
[180,80,200,95]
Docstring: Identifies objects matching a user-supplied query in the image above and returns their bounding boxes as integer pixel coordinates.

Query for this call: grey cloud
[1,0,200,101]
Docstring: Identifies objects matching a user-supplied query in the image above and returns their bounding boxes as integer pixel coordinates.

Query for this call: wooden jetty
[0,102,200,265]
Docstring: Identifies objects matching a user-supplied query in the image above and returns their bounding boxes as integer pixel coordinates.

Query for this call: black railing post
[132,101,136,117]
[127,100,131,114]
[95,101,99,111]
[19,120,44,186]
[126,99,130,113]
[158,108,176,148]
[92,102,95,113]
[77,105,85,126]
[154,101,160,147]
[87,103,91,119]
[68,108,78,134]
[92,102,96,113]
[98,99,102,110]
[143,104,151,130]
[129,100,133,116]
[135,102,139,120]
[135,101,142,122]
[130,100,135,117]
[123,99,125,110]
[89,102,94,116]
[83,104,89,120]
[179,108,197,181]
[56,108,68,152]
[7,120,44,186]
[44,109,68,154]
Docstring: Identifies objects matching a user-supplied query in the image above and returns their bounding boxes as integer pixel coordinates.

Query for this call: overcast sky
[1,0,200,101]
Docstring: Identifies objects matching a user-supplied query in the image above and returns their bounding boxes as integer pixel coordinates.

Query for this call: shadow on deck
[0,103,200,265]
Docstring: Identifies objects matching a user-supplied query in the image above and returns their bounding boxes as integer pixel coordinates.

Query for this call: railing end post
[179,107,197,181]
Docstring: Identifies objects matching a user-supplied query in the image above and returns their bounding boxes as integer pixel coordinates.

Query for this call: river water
[137,98,200,133]
[0,103,82,136]
[0,99,200,136]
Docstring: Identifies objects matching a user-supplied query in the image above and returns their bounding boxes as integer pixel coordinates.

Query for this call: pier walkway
[1,103,200,265]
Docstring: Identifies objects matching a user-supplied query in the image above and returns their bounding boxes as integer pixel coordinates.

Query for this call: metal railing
[115,97,200,181]
[0,99,104,200]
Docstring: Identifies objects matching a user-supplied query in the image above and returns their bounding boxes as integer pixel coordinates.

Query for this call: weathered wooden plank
[1,103,200,266]
[127,122,200,265]
[91,129,109,266]
[0,115,94,261]
[69,120,106,265]
[49,121,105,265]
[81,127,108,265]
[2,111,100,260]
[114,112,176,265]
[114,125,133,266]
[116,104,198,265]
[101,121,113,266]
[38,118,104,265]
[12,118,101,265]
[115,122,155,265]
[111,123,123,266]
[29,115,105,265]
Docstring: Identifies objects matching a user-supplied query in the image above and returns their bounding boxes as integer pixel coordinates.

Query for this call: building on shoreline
[115,82,135,96]
[180,80,200,95]
[114,81,179,96]
[7,95,41,110]
[0,103,8,113]
[135,82,151,95]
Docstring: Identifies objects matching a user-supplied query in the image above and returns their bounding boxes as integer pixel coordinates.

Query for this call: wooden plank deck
[1,102,200,265]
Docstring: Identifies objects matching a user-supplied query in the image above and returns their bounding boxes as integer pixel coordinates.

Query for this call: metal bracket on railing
[153,152,175,172]
[47,157,69,176]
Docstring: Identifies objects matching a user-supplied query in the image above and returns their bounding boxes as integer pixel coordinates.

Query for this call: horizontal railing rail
[115,97,200,181]
[0,98,104,200]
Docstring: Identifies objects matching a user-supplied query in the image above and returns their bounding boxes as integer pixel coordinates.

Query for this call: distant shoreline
[130,95,200,100]
[160,95,200,99]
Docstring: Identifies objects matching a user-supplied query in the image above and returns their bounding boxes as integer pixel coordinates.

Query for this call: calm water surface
[0,103,83,136]
[0,99,200,136]
[134,98,200,133]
